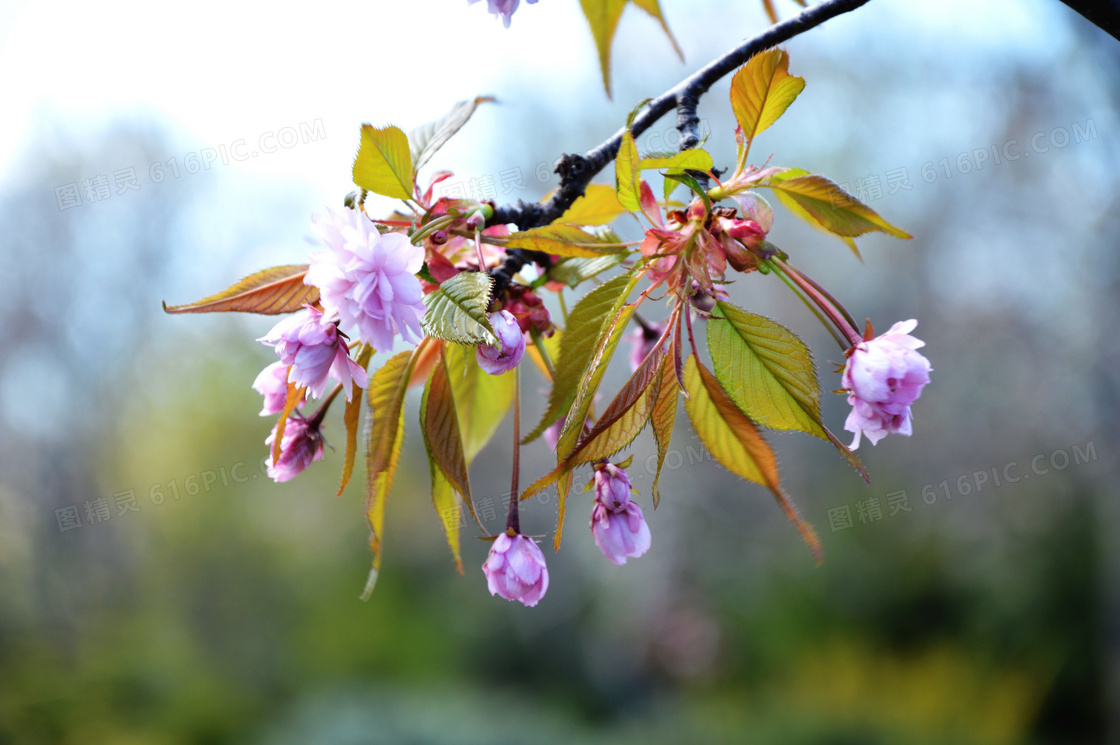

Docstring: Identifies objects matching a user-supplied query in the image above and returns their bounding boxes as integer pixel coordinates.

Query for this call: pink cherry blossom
[259,306,367,400]
[264,416,325,483]
[468,0,538,28]
[842,319,932,449]
[590,463,651,565]
[591,501,652,566]
[251,361,303,416]
[482,531,549,606]
[477,309,525,375]
[306,207,426,353]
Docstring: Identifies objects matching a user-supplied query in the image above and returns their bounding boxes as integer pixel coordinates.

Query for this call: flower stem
[765,260,850,350]
[507,366,522,534]
[308,383,344,428]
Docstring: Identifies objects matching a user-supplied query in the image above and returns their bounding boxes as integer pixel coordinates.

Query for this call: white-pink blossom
[252,361,301,416]
[306,207,426,353]
[842,319,932,449]
[259,306,367,400]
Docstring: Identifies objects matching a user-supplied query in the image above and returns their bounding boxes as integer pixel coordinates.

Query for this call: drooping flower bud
[252,361,301,416]
[477,309,525,375]
[590,463,651,565]
[842,320,932,449]
[259,306,368,400]
[482,531,549,606]
[264,415,325,483]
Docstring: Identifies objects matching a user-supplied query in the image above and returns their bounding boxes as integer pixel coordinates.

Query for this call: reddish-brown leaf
[163,265,318,315]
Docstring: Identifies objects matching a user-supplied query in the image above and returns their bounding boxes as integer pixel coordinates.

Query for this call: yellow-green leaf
[271,380,306,465]
[353,124,413,201]
[638,149,714,173]
[565,344,665,467]
[362,347,420,600]
[767,169,911,241]
[549,276,640,547]
[615,130,641,211]
[524,275,633,444]
[547,254,627,288]
[163,265,317,315]
[443,342,514,465]
[708,302,825,438]
[337,345,374,496]
[504,224,626,258]
[649,352,678,507]
[420,353,469,573]
[730,49,805,154]
[422,348,472,502]
[630,0,683,60]
[421,271,497,346]
[683,356,821,562]
[579,0,629,97]
[558,184,628,226]
[409,96,495,173]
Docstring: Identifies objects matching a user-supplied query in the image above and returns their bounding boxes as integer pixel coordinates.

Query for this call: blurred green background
[1,0,1118,742]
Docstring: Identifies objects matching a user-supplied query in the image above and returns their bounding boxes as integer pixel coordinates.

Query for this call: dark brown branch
[1059,0,1120,42]
[489,0,872,232]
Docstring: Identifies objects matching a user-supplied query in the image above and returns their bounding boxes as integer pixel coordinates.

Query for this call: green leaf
[767,169,911,241]
[523,274,633,443]
[353,124,413,201]
[163,265,318,315]
[684,356,821,562]
[638,149,714,173]
[421,271,497,346]
[337,345,374,496]
[547,254,626,288]
[504,224,626,258]
[649,352,678,508]
[363,347,421,599]
[409,96,495,173]
[557,184,628,226]
[708,302,825,438]
[664,172,711,213]
[443,342,514,465]
[730,49,805,155]
[615,130,641,212]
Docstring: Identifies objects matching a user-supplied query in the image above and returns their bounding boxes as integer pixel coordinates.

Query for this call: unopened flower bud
[482,531,549,606]
[264,415,325,483]
[590,463,651,565]
[477,310,525,375]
